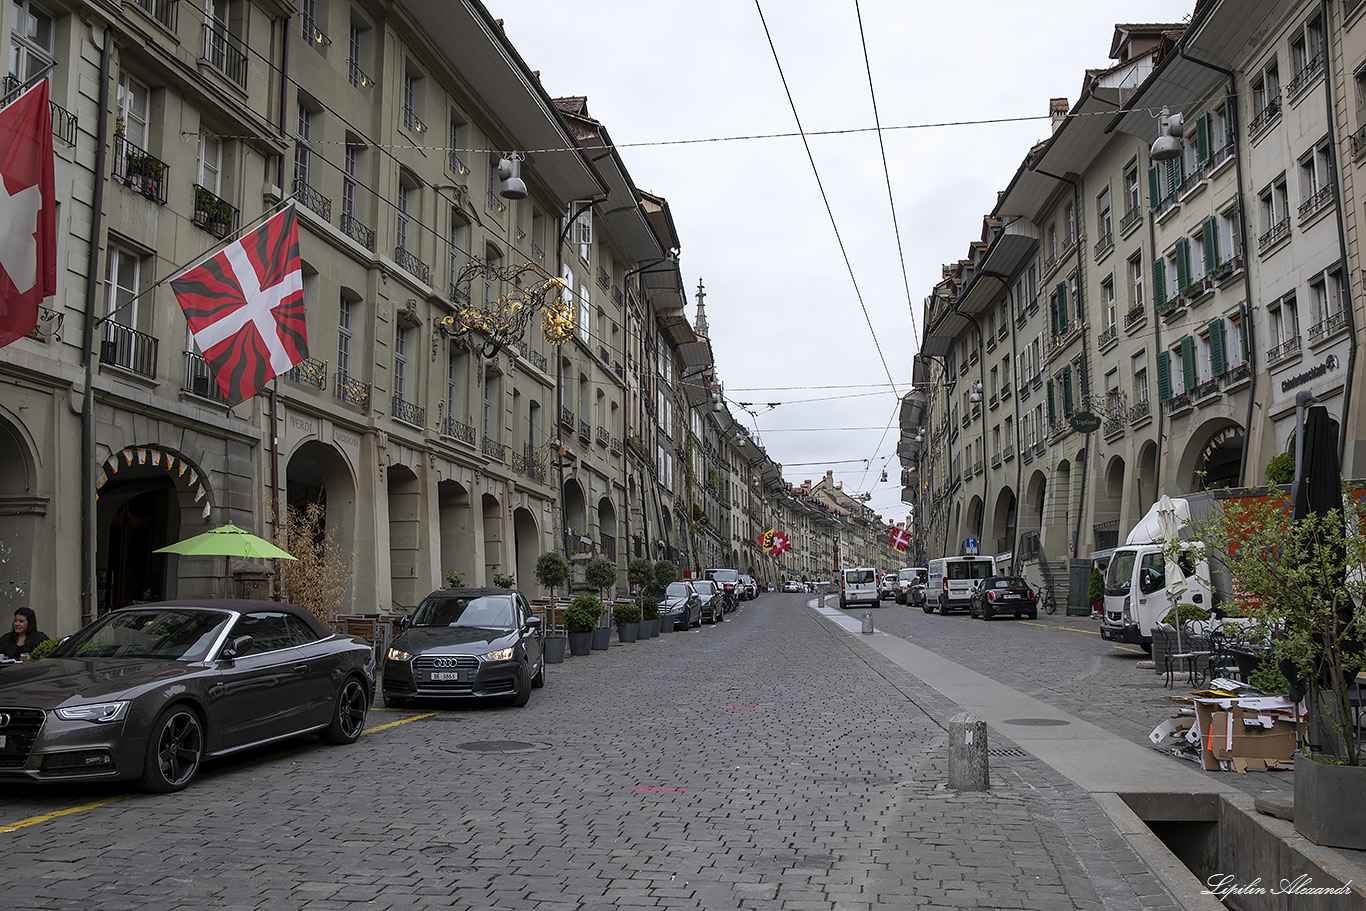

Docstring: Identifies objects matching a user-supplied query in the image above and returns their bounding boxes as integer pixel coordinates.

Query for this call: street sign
[964,537,979,555]
[1070,410,1101,434]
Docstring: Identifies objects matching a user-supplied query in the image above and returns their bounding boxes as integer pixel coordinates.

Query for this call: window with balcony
[1250,60,1281,135]
[9,1,53,85]
[1127,253,1144,316]
[347,19,375,90]
[1298,142,1334,220]
[294,100,314,192]
[1288,13,1324,98]
[447,112,469,177]
[299,0,330,52]
[337,293,355,378]
[1258,175,1290,250]
[402,69,426,135]
[202,0,246,88]
[1268,294,1300,362]
[102,244,157,377]
[1094,186,1112,258]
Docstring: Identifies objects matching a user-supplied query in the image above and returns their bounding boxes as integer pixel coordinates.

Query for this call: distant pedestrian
[0,607,48,660]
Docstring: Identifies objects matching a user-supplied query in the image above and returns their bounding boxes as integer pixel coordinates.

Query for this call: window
[1269,294,1299,347]
[1355,60,1366,109]
[1063,203,1075,248]
[1259,176,1290,235]
[9,0,54,85]
[1132,352,1148,403]
[197,132,222,193]
[294,101,314,188]
[448,209,469,292]
[447,111,468,176]
[397,179,415,252]
[1127,253,1143,312]
[233,612,318,653]
[483,372,496,437]
[342,141,360,221]
[1298,142,1332,207]
[577,282,590,343]
[1290,13,1324,86]
[105,244,142,329]
[337,294,354,377]
[1211,102,1230,154]
[402,69,426,133]
[1101,275,1115,329]
[1123,160,1140,218]
[394,325,409,401]
[347,19,373,89]
[1218,202,1242,265]
[1189,228,1207,285]
[446,348,462,422]
[117,74,150,149]
[1096,187,1112,243]
[1251,59,1281,124]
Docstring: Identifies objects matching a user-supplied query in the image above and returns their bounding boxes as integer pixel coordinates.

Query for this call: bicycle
[1039,585,1058,615]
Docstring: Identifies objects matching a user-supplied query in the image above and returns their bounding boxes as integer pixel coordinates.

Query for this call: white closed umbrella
[1155,495,1189,654]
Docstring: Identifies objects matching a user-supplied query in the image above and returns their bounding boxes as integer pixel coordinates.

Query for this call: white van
[839,567,879,609]
[926,555,996,614]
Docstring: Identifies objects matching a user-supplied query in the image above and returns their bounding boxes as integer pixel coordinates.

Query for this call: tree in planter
[1176,492,1366,765]
[535,551,570,599]
[653,559,679,588]
[641,596,660,622]
[565,596,602,634]
[1087,568,1104,612]
[584,556,618,601]
[612,602,641,626]
[628,557,655,601]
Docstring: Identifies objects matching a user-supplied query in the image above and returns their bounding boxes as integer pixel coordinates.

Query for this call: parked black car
[706,568,741,612]
[382,588,544,708]
[969,576,1038,620]
[657,581,702,630]
[691,579,726,624]
[0,600,375,793]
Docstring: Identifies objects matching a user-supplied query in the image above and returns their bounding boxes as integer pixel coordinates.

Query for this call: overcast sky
[485,0,1196,526]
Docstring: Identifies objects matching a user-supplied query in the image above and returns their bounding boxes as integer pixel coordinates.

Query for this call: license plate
[428,671,463,682]
[0,735,6,748]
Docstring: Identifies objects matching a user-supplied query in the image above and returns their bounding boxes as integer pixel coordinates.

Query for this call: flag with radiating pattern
[171,204,306,406]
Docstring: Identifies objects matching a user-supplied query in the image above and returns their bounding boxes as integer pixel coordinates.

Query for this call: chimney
[1050,98,1069,133]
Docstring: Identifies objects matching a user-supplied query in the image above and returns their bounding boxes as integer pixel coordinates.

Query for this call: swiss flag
[171,204,307,405]
[889,527,910,552]
[772,532,791,555]
[0,79,56,349]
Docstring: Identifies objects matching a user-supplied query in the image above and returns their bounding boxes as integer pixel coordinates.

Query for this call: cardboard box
[1194,700,1296,773]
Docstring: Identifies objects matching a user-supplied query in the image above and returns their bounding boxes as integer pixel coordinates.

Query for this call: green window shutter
[1047,379,1056,423]
[1157,351,1172,403]
[1224,86,1236,143]
[1238,301,1250,359]
[1181,336,1197,390]
[1153,258,1167,308]
[1056,282,1068,331]
[1165,158,1179,197]
[1175,238,1191,291]
[1062,365,1073,415]
[1209,319,1227,377]
[1196,113,1211,165]
[1202,216,1219,273]
[1148,165,1160,209]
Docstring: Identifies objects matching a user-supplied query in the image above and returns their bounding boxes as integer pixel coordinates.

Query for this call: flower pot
[617,621,639,643]
[568,631,593,656]
[543,636,566,664]
[642,617,658,638]
[1295,759,1366,850]
[590,627,611,650]
[657,616,672,635]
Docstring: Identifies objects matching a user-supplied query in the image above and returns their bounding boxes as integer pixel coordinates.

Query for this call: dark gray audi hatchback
[382,588,544,709]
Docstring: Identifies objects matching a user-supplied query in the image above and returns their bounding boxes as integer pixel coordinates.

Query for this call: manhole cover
[988,747,1028,757]
[450,740,542,753]
[1002,718,1070,726]
[420,845,455,856]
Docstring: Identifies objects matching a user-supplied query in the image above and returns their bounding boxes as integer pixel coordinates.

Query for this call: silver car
[691,579,726,623]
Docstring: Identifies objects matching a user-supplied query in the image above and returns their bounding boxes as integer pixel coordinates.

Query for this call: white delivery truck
[926,555,996,614]
[1099,493,1222,652]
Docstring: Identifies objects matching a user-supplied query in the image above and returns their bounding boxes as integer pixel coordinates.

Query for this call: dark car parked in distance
[691,579,726,624]
[0,600,375,793]
[706,568,741,611]
[383,588,544,708]
[969,576,1038,620]
[657,581,702,630]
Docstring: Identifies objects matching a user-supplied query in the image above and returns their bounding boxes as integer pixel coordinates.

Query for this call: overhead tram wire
[853,0,918,345]
[754,0,899,400]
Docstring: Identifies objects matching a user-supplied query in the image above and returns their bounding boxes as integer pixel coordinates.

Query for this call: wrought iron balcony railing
[101,322,158,379]
[1298,185,1335,221]
[299,11,331,51]
[1119,205,1142,235]
[1307,310,1348,342]
[482,436,506,462]
[0,74,77,146]
[578,419,591,441]
[402,105,427,135]
[1129,398,1151,424]
[394,245,431,284]
[596,426,611,448]
[391,393,425,427]
[334,370,370,411]
[285,356,327,389]
[1248,95,1281,137]
[113,135,168,204]
[1267,335,1301,364]
[202,21,248,88]
[1257,217,1291,253]
[347,58,376,91]
[192,184,238,238]
[182,351,227,403]
[131,0,177,30]
[292,177,331,222]
[1125,304,1145,329]
[443,416,475,445]
[529,349,547,373]
[560,406,574,429]
[340,213,375,251]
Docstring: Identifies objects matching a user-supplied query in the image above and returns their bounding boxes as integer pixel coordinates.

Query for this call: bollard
[947,711,989,791]
[861,611,874,634]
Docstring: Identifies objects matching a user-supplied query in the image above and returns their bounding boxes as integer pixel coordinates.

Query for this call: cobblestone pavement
[850,596,1292,797]
[2,593,1189,910]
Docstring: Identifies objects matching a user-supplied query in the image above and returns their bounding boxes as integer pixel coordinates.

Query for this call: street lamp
[1150,106,1184,162]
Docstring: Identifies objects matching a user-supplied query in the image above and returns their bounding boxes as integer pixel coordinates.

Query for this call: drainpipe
[1317,0,1357,468]
[1176,44,1261,488]
[1031,165,1091,559]
[80,27,113,625]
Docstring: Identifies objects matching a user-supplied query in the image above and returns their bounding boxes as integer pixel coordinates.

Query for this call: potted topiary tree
[565,596,602,657]
[1087,568,1104,616]
[1178,488,1366,849]
[613,601,642,643]
[628,556,655,602]
[584,556,619,649]
[535,551,571,662]
[641,596,661,637]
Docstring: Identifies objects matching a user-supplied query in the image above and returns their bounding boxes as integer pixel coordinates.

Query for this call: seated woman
[0,607,48,660]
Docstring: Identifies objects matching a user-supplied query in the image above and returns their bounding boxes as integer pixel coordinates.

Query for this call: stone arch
[1176,418,1244,491]
[964,495,984,551]
[482,492,504,584]
[438,479,475,586]
[284,440,359,612]
[989,486,1017,556]
[387,465,422,607]
[1022,470,1048,541]
[597,495,617,563]
[0,412,40,613]
[1093,455,1125,551]
[1136,440,1158,510]
[563,478,587,539]
[512,506,539,594]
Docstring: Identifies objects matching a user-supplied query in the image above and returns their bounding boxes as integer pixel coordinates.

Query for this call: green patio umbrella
[155,524,297,560]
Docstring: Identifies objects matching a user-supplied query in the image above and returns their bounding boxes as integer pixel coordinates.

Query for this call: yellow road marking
[1,795,132,834]
[362,711,439,735]
[1019,621,1101,636]
[2,710,439,836]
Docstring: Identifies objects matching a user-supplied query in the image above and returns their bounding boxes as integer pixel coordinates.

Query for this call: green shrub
[1248,661,1290,695]
[641,597,659,620]
[1087,568,1104,603]
[565,596,603,633]
[1265,451,1294,485]
[628,557,655,589]
[613,603,641,625]
[653,560,679,587]
[535,551,570,597]
[492,572,515,589]
[27,637,60,661]
[444,569,466,589]
[584,556,618,596]
[1160,603,1211,626]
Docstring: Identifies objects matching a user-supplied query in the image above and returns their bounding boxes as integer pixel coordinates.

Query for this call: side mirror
[221,634,254,660]
[526,616,543,632]
[398,615,411,631]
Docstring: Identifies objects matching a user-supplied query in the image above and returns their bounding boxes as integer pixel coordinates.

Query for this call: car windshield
[990,577,1027,588]
[54,609,234,661]
[1106,552,1136,593]
[411,594,516,629]
[845,570,875,584]
[947,561,994,580]
[709,569,739,583]
[665,582,692,599]
[694,581,715,594]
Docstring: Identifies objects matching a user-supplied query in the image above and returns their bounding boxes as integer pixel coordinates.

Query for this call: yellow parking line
[2,709,438,836]
[0,795,131,834]
[362,711,439,735]
[1019,621,1102,636]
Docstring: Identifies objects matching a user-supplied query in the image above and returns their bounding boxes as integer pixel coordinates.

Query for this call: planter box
[543,636,566,664]
[1295,759,1366,850]
[590,627,611,650]
[568,631,593,656]
[617,621,639,643]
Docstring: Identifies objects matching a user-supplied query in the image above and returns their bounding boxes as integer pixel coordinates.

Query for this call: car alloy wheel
[322,677,369,744]
[531,655,545,689]
[141,704,204,793]
[508,660,532,707]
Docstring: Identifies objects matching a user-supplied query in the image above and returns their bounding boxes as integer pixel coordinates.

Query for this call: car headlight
[54,701,129,723]
[480,647,515,662]
[387,647,412,662]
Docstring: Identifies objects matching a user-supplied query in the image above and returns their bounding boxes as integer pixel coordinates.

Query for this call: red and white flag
[890,527,910,552]
[0,79,56,349]
[171,204,307,405]
[772,532,791,555]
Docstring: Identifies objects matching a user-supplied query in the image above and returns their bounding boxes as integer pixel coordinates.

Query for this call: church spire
[694,277,708,338]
